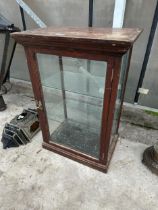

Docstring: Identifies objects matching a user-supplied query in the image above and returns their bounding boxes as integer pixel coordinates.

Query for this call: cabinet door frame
[24,46,120,172]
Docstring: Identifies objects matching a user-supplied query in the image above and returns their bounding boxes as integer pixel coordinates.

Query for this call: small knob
[35,100,43,111]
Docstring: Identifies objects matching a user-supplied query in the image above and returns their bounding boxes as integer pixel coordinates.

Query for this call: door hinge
[102,152,105,160]
[35,100,43,111]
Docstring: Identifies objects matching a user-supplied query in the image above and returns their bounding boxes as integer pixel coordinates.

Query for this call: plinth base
[0,95,6,111]
[142,146,158,175]
[43,132,119,173]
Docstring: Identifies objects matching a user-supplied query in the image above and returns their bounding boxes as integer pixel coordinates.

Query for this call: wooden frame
[12,27,142,173]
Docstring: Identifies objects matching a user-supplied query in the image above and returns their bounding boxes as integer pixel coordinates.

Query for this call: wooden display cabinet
[12,27,142,173]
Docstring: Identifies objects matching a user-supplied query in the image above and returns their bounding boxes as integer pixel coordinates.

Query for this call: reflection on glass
[37,54,107,158]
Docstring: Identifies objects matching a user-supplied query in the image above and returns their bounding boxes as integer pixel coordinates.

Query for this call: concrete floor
[0,82,158,210]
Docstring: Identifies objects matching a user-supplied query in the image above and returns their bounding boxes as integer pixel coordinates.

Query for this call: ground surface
[0,82,158,210]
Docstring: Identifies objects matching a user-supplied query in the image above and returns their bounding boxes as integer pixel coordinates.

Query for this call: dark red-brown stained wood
[12,27,142,56]
[103,57,122,163]
[99,58,114,163]
[11,27,142,173]
[42,141,108,173]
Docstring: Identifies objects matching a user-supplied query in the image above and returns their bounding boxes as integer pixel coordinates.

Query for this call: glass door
[37,54,108,159]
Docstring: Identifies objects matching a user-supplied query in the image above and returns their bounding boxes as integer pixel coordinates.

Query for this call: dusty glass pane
[37,54,107,159]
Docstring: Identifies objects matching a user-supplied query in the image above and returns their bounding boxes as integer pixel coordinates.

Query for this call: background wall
[138,25,158,108]
[0,0,157,108]
[123,0,157,106]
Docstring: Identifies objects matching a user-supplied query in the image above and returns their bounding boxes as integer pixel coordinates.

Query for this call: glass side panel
[37,54,107,159]
[111,51,130,138]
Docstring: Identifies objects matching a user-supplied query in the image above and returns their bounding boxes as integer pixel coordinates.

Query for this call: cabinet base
[42,141,107,173]
[42,134,118,173]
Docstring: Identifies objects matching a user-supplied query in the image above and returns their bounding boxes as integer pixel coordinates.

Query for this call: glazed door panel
[36,54,110,159]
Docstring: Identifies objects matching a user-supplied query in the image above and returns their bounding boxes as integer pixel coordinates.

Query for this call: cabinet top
[12,27,142,55]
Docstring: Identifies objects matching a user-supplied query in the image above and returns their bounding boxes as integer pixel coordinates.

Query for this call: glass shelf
[37,54,107,99]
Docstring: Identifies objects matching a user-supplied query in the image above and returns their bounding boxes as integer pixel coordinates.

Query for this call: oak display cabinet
[12,27,142,173]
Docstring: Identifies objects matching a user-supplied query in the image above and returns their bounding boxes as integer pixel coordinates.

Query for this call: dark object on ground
[142,146,158,176]
[1,109,40,149]
[0,95,6,111]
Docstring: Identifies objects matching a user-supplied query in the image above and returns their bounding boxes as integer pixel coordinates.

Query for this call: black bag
[1,109,40,149]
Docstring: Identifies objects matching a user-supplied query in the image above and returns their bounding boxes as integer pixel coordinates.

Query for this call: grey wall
[123,0,157,104]
[0,0,157,108]
[139,24,158,109]
[0,0,115,81]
